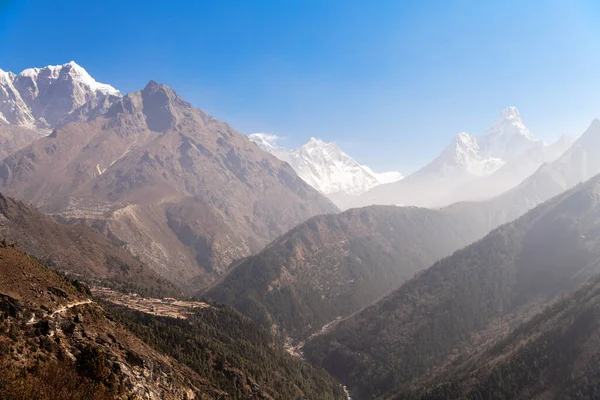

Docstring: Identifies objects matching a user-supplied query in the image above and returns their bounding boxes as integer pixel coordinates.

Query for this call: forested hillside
[107,302,347,400]
[304,174,600,399]
[405,274,600,400]
[206,205,487,340]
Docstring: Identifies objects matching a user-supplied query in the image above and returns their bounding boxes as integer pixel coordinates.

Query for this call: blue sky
[1,0,600,173]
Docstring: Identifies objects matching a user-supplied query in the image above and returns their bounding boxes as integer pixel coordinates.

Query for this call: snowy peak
[0,61,121,128]
[0,69,14,84]
[454,132,479,154]
[424,106,538,178]
[0,69,35,126]
[296,137,344,159]
[248,133,402,197]
[17,61,120,97]
[356,106,573,209]
[249,133,281,151]
[480,106,536,158]
[422,132,504,178]
[439,132,480,168]
[248,133,290,163]
[361,165,404,185]
[501,106,521,120]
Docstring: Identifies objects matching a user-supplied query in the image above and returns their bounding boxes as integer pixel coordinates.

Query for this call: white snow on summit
[249,133,403,199]
[422,131,505,178]
[19,61,120,97]
[478,106,537,159]
[0,61,121,128]
[354,106,572,208]
[361,165,404,185]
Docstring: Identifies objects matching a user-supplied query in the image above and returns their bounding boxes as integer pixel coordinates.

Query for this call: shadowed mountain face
[303,173,600,400]
[205,205,489,341]
[0,81,337,288]
[0,191,179,298]
[402,274,600,400]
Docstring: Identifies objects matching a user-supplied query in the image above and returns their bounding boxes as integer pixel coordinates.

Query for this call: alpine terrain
[0,62,121,160]
[0,61,121,129]
[249,133,402,207]
[446,117,600,235]
[0,80,338,289]
[357,107,572,208]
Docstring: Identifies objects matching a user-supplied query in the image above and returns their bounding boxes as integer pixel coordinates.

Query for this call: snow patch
[250,133,403,196]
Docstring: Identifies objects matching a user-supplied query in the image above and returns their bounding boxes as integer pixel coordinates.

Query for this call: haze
[2,2,600,400]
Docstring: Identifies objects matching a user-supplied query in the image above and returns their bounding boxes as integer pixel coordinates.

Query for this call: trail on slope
[50,299,92,317]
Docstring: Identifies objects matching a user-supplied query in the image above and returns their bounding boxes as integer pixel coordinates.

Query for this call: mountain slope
[0,191,178,297]
[0,81,337,288]
[357,107,570,208]
[106,302,347,400]
[0,61,121,129]
[0,243,213,399]
[249,133,402,200]
[304,173,600,399]
[0,241,345,399]
[0,121,43,160]
[404,274,600,400]
[205,205,489,341]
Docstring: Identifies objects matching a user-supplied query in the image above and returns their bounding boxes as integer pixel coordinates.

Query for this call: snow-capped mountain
[249,133,402,198]
[356,107,572,208]
[451,133,573,202]
[360,165,404,185]
[0,61,121,129]
[479,106,537,159]
[419,131,505,179]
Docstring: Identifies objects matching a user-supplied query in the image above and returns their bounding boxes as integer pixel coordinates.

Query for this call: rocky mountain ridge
[0,80,338,289]
[0,61,120,129]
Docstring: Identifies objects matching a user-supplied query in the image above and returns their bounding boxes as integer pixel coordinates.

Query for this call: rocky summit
[0,80,337,288]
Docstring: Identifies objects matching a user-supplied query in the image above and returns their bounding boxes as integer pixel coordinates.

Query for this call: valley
[2,7,600,398]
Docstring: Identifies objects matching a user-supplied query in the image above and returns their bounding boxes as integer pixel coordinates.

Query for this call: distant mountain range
[249,133,403,205]
[356,107,573,208]
[0,70,337,289]
[207,114,600,350]
[0,62,576,214]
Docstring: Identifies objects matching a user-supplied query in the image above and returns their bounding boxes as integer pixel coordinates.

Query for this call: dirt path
[51,299,92,317]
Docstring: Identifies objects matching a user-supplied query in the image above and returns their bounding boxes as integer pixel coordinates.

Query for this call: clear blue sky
[1,0,600,173]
